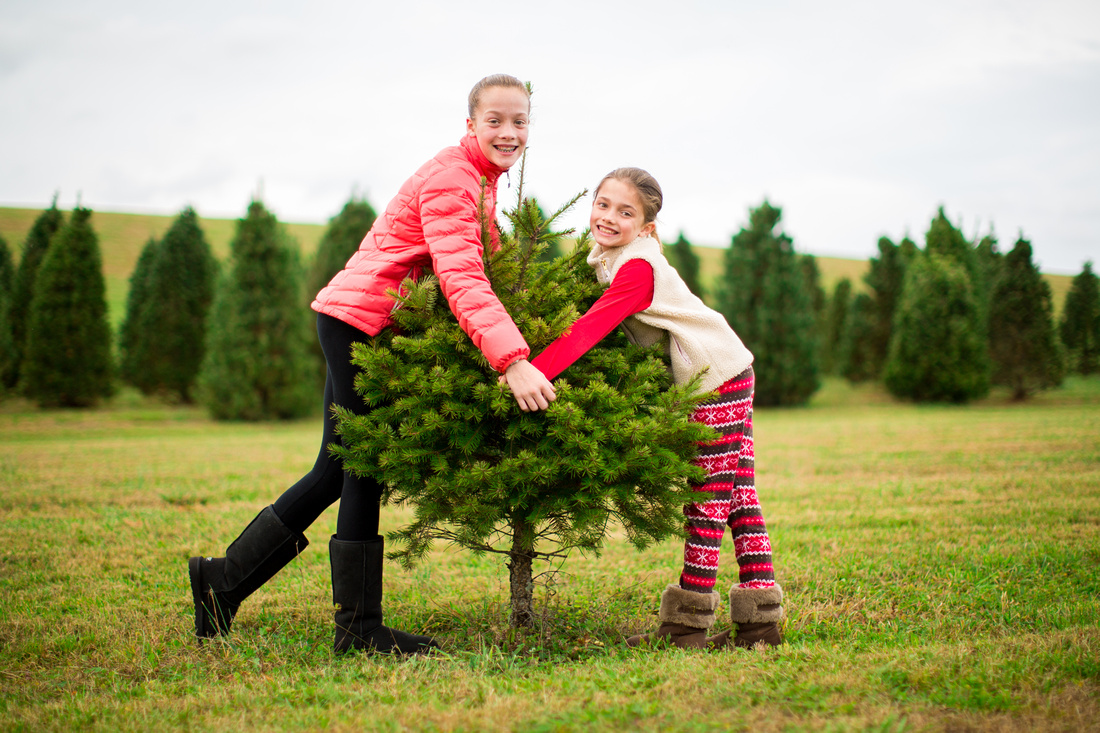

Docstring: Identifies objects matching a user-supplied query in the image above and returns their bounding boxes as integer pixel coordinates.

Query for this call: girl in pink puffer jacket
[188,74,556,656]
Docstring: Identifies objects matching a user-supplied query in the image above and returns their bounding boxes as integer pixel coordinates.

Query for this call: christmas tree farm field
[1,379,1098,732]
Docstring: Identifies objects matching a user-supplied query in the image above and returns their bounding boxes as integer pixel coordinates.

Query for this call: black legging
[272,313,383,541]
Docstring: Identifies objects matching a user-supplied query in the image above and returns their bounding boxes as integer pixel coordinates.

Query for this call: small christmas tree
[9,198,64,390]
[22,207,115,407]
[334,181,712,629]
[988,236,1064,399]
[198,200,316,420]
[715,201,820,406]
[883,252,991,403]
[0,234,15,394]
[864,236,907,378]
[838,291,878,383]
[130,207,218,402]
[822,278,851,375]
[668,231,706,300]
[1060,262,1099,375]
[119,236,162,391]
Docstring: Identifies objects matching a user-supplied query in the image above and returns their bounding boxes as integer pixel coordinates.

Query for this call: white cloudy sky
[2,0,1098,273]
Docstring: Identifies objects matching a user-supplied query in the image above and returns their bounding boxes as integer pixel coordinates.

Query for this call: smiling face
[466,86,530,170]
[590,177,656,248]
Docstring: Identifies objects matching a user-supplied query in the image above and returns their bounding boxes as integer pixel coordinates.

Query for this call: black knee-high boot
[188,505,309,639]
[329,535,438,655]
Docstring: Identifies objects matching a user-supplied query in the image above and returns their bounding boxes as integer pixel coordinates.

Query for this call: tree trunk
[507,516,535,629]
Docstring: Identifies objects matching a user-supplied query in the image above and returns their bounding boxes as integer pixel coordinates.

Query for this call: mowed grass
[1,378,1097,731]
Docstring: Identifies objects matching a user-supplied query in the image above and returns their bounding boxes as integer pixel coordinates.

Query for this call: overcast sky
[2,0,1097,273]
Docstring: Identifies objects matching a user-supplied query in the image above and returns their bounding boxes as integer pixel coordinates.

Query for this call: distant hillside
[0,206,1074,328]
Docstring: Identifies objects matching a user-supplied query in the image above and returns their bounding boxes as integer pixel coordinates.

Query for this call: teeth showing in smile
[495,146,517,153]
[597,225,617,236]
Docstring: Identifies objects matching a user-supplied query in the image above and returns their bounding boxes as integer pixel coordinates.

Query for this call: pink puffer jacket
[312,134,529,372]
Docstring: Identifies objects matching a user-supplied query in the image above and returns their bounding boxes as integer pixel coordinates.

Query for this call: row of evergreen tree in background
[668,204,1099,403]
[1,193,1097,415]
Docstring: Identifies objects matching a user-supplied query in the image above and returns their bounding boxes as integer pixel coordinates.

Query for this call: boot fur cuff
[658,584,720,629]
[729,583,784,624]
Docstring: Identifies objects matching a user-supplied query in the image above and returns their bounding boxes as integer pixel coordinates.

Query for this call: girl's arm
[419,172,556,410]
[530,259,654,380]
[420,178,531,373]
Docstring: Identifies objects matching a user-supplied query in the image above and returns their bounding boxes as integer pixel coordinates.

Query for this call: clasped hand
[500,359,556,412]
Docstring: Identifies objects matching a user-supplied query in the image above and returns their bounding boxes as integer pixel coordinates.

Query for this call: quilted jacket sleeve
[419,166,530,372]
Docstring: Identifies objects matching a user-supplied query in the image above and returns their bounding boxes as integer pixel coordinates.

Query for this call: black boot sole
[189,556,224,641]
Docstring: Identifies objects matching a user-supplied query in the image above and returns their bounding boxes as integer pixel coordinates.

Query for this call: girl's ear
[641,221,657,237]
[466,117,476,136]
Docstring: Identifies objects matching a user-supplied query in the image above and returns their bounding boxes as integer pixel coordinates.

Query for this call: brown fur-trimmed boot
[708,583,784,649]
[626,584,721,649]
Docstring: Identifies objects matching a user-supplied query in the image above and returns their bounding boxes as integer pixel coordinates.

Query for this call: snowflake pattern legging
[679,366,776,593]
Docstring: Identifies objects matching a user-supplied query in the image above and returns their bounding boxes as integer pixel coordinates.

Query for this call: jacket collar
[587,235,661,283]
[460,134,505,186]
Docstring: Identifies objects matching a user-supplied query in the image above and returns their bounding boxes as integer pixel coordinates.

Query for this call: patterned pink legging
[680,367,776,593]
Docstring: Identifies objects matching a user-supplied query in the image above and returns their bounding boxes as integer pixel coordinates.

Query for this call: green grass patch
[1,377,1097,730]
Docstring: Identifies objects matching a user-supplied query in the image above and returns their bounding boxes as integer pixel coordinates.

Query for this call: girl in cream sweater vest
[515,167,784,649]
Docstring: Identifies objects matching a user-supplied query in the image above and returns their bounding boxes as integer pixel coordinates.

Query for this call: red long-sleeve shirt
[531,259,655,381]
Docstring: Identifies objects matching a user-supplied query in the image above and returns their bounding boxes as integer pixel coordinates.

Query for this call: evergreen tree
[306,196,378,303]
[926,208,991,331]
[1059,262,1100,375]
[0,234,12,290]
[512,162,563,266]
[129,207,218,401]
[668,231,706,300]
[822,278,851,375]
[974,232,1004,312]
[925,207,977,277]
[22,207,115,407]
[8,197,64,389]
[883,253,991,402]
[522,203,563,263]
[801,254,827,365]
[839,292,878,383]
[198,200,316,420]
[864,236,906,378]
[0,235,15,393]
[118,236,161,390]
[334,191,712,629]
[898,235,919,264]
[715,201,819,406]
[988,236,1064,399]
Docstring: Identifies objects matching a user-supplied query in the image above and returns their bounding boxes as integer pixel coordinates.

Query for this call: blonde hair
[595,167,663,229]
[468,74,531,118]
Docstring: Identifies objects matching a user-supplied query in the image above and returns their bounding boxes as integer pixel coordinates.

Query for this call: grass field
[1,206,1077,329]
[1,377,1097,731]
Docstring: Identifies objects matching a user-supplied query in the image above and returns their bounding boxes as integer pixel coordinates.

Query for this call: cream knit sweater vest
[587,235,753,395]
